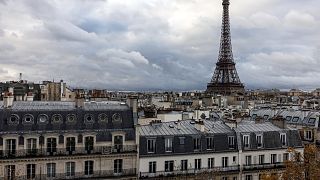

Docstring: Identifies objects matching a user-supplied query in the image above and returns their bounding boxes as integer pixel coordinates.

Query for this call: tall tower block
[206,0,244,95]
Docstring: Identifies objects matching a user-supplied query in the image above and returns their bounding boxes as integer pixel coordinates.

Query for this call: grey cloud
[0,0,319,90]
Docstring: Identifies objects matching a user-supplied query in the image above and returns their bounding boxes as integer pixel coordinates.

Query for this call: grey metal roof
[0,101,129,111]
[138,119,233,136]
[235,120,282,133]
[251,109,319,126]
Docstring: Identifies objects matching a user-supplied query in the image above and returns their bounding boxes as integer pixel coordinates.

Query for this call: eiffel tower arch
[206,0,245,95]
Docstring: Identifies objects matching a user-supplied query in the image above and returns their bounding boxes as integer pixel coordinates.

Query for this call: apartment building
[0,100,137,179]
[137,118,303,180]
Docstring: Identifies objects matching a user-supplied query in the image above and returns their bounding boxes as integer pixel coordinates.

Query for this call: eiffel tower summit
[206,0,245,95]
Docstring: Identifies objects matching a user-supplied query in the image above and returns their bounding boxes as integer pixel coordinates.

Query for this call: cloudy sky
[0,0,319,91]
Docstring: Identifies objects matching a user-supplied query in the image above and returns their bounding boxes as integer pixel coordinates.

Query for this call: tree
[282,145,320,180]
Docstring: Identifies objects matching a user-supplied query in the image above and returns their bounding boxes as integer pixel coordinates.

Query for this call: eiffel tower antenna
[206,0,245,95]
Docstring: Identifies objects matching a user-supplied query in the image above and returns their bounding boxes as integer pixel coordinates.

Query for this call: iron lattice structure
[206,0,245,95]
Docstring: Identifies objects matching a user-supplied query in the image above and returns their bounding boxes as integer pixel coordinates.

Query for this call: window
[147,139,156,153]
[222,177,228,180]
[26,138,37,155]
[280,133,286,146]
[252,114,257,119]
[308,118,316,124]
[6,139,16,156]
[114,159,123,173]
[208,158,214,169]
[52,114,62,123]
[85,136,94,152]
[67,114,76,123]
[194,159,201,170]
[84,114,94,123]
[206,137,214,150]
[165,161,174,172]
[112,113,122,122]
[285,116,292,121]
[47,138,57,154]
[283,153,289,161]
[228,136,235,148]
[292,117,299,122]
[243,135,250,148]
[98,113,108,122]
[271,154,277,164]
[245,156,252,165]
[245,175,252,180]
[38,114,48,123]
[259,155,265,164]
[6,165,15,180]
[85,161,94,175]
[305,130,312,140]
[26,164,36,179]
[263,115,269,120]
[65,162,75,177]
[233,177,237,180]
[181,160,188,171]
[47,163,56,178]
[149,161,156,173]
[193,138,201,150]
[256,135,262,148]
[233,156,236,163]
[179,137,185,145]
[24,114,34,123]
[9,114,19,124]
[66,137,76,153]
[165,138,173,152]
[222,157,228,167]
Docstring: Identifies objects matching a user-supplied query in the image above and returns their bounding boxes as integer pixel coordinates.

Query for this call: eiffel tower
[206,0,245,95]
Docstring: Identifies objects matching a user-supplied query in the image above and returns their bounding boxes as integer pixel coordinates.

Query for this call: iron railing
[0,145,137,159]
[0,168,136,180]
[139,165,239,178]
[243,162,285,171]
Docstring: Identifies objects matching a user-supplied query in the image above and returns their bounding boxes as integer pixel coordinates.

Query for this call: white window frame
[228,136,235,148]
[256,134,263,148]
[243,135,250,148]
[245,155,252,166]
[165,138,173,152]
[208,158,214,169]
[304,130,312,140]
[194,159,201,170]
[280,133,286,146]
[147,139,156,153]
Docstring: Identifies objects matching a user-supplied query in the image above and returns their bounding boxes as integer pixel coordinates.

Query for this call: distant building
[41,80,75,101]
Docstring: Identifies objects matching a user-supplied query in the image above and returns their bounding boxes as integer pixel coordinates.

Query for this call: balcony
[243,163,285,171]
[0,145,137,159]
[139,165,240,178]
[4,168,136,180]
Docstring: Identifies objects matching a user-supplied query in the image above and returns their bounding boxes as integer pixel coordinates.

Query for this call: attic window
[263,115,269,120]
[292,117,299,122]
[285,116,292,121]
[252,114,257,119]
[308,118,316,124]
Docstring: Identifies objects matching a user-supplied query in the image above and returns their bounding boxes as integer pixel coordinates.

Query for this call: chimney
[4,92,14,108]
[271,116,286,129]
[195,119,205,132]
[75,94,85,108]
[26,92,34,101]
[126,95,138,114]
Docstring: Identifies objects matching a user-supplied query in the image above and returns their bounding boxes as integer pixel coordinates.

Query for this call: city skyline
[0,0,319,90]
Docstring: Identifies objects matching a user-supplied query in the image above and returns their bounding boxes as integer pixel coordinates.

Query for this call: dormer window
[24,114,34,123]
[256,135,263,148]
[280,133,286,146]
[285,116,292,121]
[147,139,156,153]
[243,135,250,148]
[206,137,214,150]
[228,136,235,149]
[263,115,269,120]
[292,117,299,122]
[304,130,312,141]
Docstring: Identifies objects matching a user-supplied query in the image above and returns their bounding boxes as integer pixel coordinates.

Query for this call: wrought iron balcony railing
[1,168,136,180]
[0,145,137,159]
[243,162,285,171]
[139,165,240,178]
